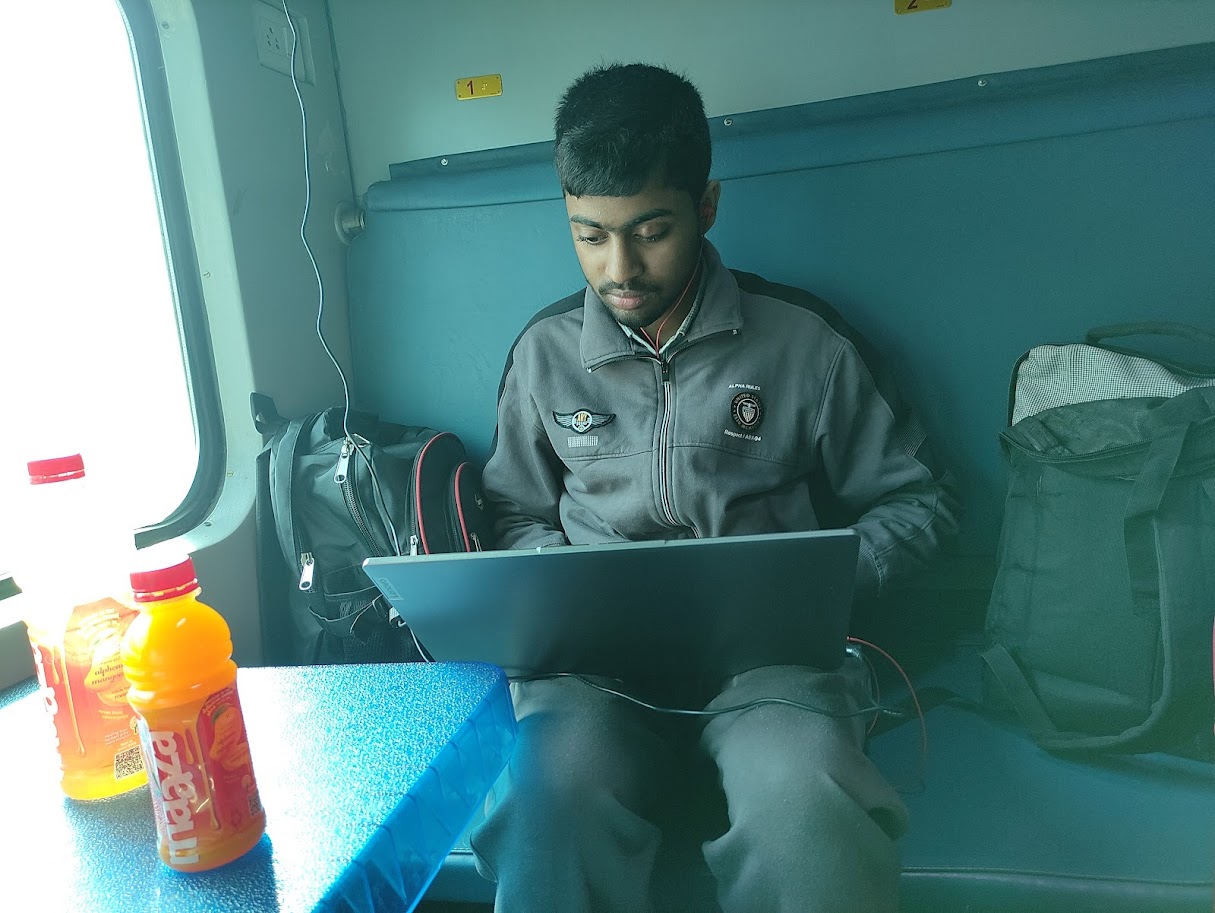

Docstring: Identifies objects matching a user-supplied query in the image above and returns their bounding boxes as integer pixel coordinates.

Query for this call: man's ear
[698,181,722,233]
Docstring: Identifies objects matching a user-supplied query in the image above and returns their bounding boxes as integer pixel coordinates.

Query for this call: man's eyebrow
[569,208,675,231]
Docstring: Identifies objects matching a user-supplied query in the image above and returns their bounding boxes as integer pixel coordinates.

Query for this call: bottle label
[30,643,62,755]
[28,598,145,789]
[137,684,263,868]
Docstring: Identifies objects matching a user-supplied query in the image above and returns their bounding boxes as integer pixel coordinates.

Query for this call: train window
[0,0,222,601]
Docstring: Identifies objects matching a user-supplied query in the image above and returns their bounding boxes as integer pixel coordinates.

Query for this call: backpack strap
[268,414,317,587]
[980,643,1077,742]
[1085,322,1215,351]
[251,391,299,571]
[981,637,1188,753]
[250,391,286,436]
[1125,389,1214,614]
[1124,424,1188,615]
[253,393,315,662]
[1084,323,1215,374]
[980,644,1118,750]
[255,443,293,665]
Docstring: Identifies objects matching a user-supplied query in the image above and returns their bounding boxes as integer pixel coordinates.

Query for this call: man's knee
[508,677,679,809]
[506,726,613,810]
[732,755,904,840]
[706,702,908,843]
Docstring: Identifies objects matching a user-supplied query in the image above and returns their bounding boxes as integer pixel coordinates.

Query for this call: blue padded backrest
[347,43,1215,552]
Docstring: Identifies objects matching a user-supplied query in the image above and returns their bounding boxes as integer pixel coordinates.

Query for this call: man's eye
[636,230,669,243]
[577,235,606,245]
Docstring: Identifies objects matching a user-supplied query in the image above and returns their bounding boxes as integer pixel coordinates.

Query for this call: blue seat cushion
[427,644,1214,912]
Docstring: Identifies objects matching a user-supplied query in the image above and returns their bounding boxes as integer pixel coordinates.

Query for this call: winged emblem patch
[553,409,615,434]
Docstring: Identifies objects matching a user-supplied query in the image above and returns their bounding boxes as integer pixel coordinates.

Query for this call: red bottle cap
[130,557,200,603]
[27,455,86,484]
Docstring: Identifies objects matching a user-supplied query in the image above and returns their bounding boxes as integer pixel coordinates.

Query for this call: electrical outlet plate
[252,0,315,85]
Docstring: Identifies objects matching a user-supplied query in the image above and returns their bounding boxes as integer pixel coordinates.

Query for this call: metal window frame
[116,0,226,547]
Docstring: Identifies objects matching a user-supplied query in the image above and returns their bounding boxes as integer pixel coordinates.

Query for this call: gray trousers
[470,656,908,913]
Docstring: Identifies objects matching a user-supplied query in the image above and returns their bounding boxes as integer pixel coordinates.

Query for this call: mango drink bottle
[20,454,148,800]
[122,556,266,871]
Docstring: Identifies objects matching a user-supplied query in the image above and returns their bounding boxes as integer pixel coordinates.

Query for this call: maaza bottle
[122,556,266,871]
[19,454,147,800]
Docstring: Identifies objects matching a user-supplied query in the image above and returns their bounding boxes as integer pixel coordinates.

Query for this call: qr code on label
[114,745,145,780]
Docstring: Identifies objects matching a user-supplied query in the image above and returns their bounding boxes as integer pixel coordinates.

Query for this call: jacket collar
[580,240,743,371]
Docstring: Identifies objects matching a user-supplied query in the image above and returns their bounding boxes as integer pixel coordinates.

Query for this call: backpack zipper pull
[334,438,353,484]
[409,535,419,556]
[298,552,315,591]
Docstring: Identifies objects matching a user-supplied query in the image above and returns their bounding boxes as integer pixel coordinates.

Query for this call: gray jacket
[483,242,960,599]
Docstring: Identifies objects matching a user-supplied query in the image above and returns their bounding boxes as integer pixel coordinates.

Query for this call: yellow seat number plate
[456,75,503,100]
[896,0,951,13]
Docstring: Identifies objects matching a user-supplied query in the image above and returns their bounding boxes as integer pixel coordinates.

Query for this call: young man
[473,63,960,913]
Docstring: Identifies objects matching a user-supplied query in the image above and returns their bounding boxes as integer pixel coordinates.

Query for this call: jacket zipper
[655,357,700,537]
[656,359,677,526]
[592,332,739,537]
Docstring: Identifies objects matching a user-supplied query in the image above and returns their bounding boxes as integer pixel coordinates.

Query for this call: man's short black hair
[554,63,711,202]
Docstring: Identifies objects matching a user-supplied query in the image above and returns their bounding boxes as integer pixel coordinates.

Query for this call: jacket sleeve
[481,354,571,551]
[813,337,963,600]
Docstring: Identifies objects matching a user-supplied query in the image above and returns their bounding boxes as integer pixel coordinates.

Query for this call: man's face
[565,180,717,332]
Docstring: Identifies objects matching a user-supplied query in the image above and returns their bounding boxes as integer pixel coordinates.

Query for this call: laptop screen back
[365,529,858,698]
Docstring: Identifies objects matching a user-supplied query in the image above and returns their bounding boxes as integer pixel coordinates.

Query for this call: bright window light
[0,1,197,575]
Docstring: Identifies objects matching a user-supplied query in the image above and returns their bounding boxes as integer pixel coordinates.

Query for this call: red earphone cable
[847,635,928,786]
[641,253,702,354]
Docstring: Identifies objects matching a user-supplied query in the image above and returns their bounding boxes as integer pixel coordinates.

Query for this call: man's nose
[605,238,643,285]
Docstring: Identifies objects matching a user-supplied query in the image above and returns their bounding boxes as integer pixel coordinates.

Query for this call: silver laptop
[364,529,857,698]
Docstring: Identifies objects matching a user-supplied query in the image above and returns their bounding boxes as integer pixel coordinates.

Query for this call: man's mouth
[601,287,653,309]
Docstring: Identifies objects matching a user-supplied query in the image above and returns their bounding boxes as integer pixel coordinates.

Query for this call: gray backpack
[252,394,494,665]
[983,324,1215,755]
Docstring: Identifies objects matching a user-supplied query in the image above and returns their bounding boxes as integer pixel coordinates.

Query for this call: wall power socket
[252,0,315,85]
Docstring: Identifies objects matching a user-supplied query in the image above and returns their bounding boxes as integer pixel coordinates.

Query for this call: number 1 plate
[456,75,503,100]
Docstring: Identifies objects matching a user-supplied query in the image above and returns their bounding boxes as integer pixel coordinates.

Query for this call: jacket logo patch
[731,392,763,431]
[554,409,614,434]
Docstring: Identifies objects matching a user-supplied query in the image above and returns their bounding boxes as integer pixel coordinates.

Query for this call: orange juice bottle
[19,454,147,800]
[122,556,266,871]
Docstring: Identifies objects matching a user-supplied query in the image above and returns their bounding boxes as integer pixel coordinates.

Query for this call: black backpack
[983,325,1215,755]
[251,393,494,665]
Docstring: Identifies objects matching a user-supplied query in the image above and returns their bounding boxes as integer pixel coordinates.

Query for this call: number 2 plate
[896,0,951,13]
